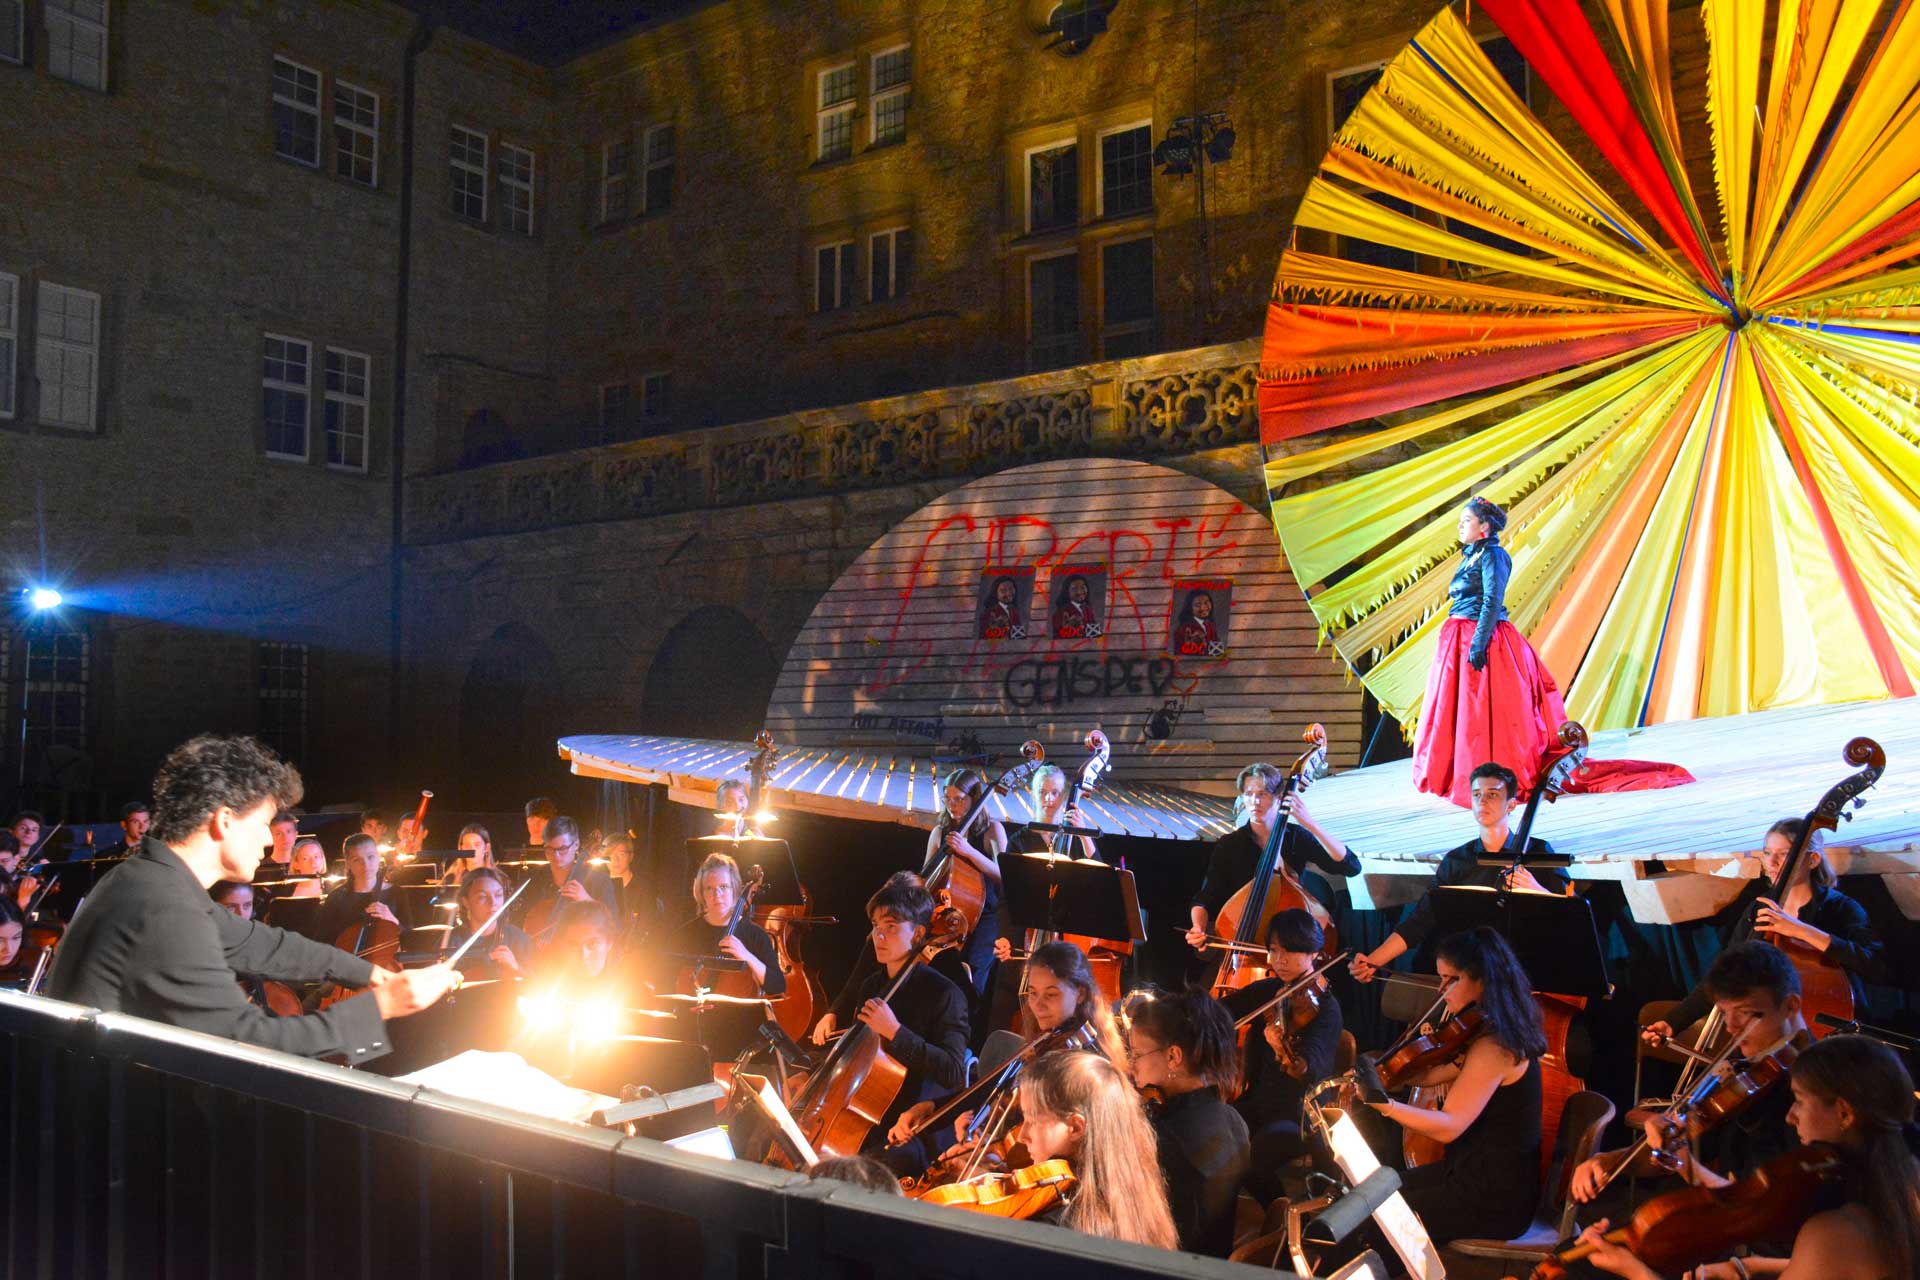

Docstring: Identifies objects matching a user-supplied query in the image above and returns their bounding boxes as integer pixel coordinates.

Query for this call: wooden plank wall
[764,458,1364,794]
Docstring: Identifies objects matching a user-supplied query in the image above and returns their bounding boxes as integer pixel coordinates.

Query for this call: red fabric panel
[1475,0,1725,299]
[1260,303,1700,372]
[1769,199,1920,301]
[1257,320,1706,444]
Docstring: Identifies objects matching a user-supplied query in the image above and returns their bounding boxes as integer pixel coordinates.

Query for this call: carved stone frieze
[711,431,809,505]
[965,389,1092,469]
[604,449,692,517]
[823,411,942,489]
[1120,362,1260,454]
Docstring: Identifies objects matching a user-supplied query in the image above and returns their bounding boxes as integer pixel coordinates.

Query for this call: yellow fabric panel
[1274,251,1654,313]
[1704,0,1760,295]
[1600,0,1685,165]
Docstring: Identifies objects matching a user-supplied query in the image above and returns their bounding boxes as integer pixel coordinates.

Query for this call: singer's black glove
[1468,647,1489,672]
[1354,1056,1389,1106]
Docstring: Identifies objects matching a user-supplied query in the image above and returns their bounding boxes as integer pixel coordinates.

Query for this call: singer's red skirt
[1412,618,1694,807]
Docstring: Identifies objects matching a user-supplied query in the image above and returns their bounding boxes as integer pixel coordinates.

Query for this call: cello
[676,864,766,999]
[314,855,404,1010]
[733,730,836,1041]
[1210,724,1335,998]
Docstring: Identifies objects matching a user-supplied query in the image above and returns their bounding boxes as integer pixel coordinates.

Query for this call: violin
[917,1158,1076,1221]
[1530,1144,1845,1280]
[1373,1002,1485,1091]
[1210,724,1337,1000]
[925,744,1045,942]
[1230,950,1350,1078]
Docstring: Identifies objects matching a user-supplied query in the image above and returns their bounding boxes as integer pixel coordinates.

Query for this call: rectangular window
[23,627,88,764]
[0,272,15,420]
[272,56,322,167]
[1028,252,1080,370]
[36,282,99,431]
[599,382,631,434]
[323,347,369,472]
[870,45,910,145]
[500,143,535,235]
[814,241,856,312]
[816,62,856,162]
[641,372,671,423]
[1,1,25,65]
[642,124,673,214]
[333,80,379,187]
[257,642,309,765]
[45,0,106,90]
[599,138,630,224]
[262,333,310,461]
[1099,123,1153,217]
[1101,237,1155,358]
[449,124,488,222]
[869,226,910,302]
[1027,142,1078,233]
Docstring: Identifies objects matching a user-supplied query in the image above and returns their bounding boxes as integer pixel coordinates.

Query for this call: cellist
[310,834,411,942]
[923,768,1006,1004]
[660,851,784,999]
[1186,761,1359,953]
[517,816,618,934]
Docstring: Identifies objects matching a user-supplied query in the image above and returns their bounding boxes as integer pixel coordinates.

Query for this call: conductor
[48,735,459,1063]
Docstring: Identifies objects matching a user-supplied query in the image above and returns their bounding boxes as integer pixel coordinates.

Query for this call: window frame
[20,624,89,766]
[869,43,911,146]
[262,332,312,463]
[256,641,310,765]
[272,55,324,169]
[35,280,101,433]
[640,371,671,424]
[448,123,489,223]
[332,79,380,188]
[499,142,536,235]
[641,123,673,215]
[322,346,370,474]
[868,225,910,303]
[598,137,630,225]
[0,270,16,421]
[815,61,857,163]
[1095,119,1154,219]
[1025,248,1082,371]
[813,239,856,313]
[1,0,25,66]
[1023,138,1080,235]
[599,382,631,434]
[1097,234,1156,359]
[45,0,106,91]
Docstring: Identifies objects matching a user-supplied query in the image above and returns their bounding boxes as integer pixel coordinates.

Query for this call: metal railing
[0,992,1301,1279]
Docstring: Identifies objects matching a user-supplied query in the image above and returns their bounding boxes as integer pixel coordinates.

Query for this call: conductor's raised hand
[369,962,461,1020]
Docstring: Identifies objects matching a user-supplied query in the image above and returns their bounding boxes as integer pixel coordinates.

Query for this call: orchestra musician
[814,875,970,1174]
[443,867,531,980]
[1358,926,1545,1244]
[1577,1034,1920,1280]
[523,796,556,851]
[443,822,496,886]
[715,779,752,831]
[1642,818,1883,1052]
[602,832,646,932]
[282,837,328,898]
[924,767,1007,1005]
[46,735,457,1062]
[806,1155,906,1196]
[1350,761,1568,983]
[99,800,154,860]
[311,833,412,941]
[6,812,42,859]
[811,871,974,1048]
[0,898,40,989]
[662,851,784,998]
[0,832,38,911]
[1123,988,1250,1257]
[1221,908,1345,1195]
[358,809,392,848]
[1013,1050,1179,1247]
[544,900,623,986]
[394,813,427,860]
[1573,942,1812,1207]
[1186,762,1359,955]
[210,879,286,1015]
[251,810,300,882]
[518,815,618,936]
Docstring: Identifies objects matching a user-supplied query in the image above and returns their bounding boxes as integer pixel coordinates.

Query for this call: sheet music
[1318,1108,1445,1280]
[399,1050,618,1125]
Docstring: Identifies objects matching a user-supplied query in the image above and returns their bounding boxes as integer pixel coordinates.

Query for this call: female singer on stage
[443,823,496,885]
[1579,1033,1920,1280]
[1123,988,1250,1257]
[1015,1050,1178,1248]
[1360,925,1545,1244]
[923,767,1006,1003]
[1412,496,1689,807]
[445,867,530,980]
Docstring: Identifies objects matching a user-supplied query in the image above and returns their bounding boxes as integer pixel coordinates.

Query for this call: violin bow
[445,877,533,968]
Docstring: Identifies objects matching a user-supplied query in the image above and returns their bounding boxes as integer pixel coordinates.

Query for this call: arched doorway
[641,606,778,741]
[457,622,561,807]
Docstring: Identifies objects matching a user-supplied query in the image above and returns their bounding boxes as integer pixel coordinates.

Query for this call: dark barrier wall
[0,992,1304,1280]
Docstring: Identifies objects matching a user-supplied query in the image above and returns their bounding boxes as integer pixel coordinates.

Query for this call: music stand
[683,836,801,907]
[1431,884,1611,999]
[261,894,323,939]
[999,852,1146,943]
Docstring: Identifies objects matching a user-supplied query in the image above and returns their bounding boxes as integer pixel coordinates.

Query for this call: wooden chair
[1444,1090,1615,1268]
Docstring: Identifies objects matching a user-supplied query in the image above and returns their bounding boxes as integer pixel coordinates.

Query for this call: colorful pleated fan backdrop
[1259,0,1920,734]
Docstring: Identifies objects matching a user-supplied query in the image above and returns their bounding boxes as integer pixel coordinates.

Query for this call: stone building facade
[1,0,1443,817]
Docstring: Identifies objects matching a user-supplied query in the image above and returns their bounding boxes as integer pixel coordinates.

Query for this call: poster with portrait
[976,566,1035,640]
[1167,578,1232,657]
[1048,563,1108,642]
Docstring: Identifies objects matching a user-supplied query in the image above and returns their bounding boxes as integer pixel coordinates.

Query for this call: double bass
[1210,724,1335,998]
[735,731,835,1041]
[925,743,1046,941]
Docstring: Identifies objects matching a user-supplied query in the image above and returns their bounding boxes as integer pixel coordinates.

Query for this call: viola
[926,743,1046,941]
[1210,724,1337,1000]
[917,1158,1076,1221]
[1529,1144,1845,1280]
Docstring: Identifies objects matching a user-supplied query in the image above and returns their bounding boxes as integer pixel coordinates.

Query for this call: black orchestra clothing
[95,840,140,861]
[841,962,969,1169]
[1662,881,1884,1033]
[47,838,390,1063]
[831,942,975,1028]
[251,857,293,883]
[1224,977,1344,1177]
[661,917,786,997]
[444,922,534,981]
[514,863,620,936]
[1393,835,1566,951]
[1698,1053,1797,1180]
[1398,1054,1541,1243]
[309,884,414,946]
[1191,822,1362,926]
[1149,1085,1251,1257]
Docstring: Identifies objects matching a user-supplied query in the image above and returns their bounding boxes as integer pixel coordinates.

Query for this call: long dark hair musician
[1786,1033,1920,1277]
[1438,925,1545,1061]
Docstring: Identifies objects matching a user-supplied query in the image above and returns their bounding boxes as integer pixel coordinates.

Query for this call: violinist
[1642,819,1882,1053]
[518,816,618,933]
[1576,1034,1920,1280]
[443,867,530,981]
[311,834,410,942]
[663,851,784,998]
[99,800,154,860]
[1222,909,1344,1192]
[812,875,969,1171]
[6,811,42,859]
[0,832,37,912]
[282,837,328,898]
[1186,762,1358,954]
[251,810,299,882]
[1123,988,1249,1257]
[807,1155,905,1195]
[1350,761,1568,983]
[47,734,458,1062]
[1357,925,1545,1243]
[443,822,496,886]
[1573,942,1812,1206]
[923,767,1007,1002]
[1014,1050,1179,1247]
[0,898,41,989]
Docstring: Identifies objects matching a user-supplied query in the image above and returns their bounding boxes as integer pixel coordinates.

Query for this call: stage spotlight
[26,587,62,611]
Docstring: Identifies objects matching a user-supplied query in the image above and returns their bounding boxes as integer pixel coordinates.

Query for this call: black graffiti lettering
[1003,655,1187,710]
[1149,657,1177,696]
